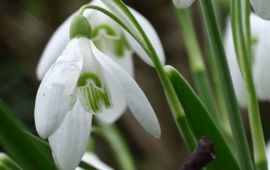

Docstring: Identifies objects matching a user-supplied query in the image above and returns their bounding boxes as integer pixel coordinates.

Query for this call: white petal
[124,8,165,66]
[37,15,72,80]
[49,100,92,170]
[96,67,127,123]
[250,0,270,20]
[91,42,161,138]
[172,0,196,8]
[76,152,114,170]
[108,51,134,77]
[224,18,247,106]
[35,39,84,138]
[35,85,75,138]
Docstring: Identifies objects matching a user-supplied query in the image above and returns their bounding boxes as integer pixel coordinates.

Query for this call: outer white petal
[108,51,134,77]
[250,0,270,20]
[35,38,84,138]
[173,0,196,9]
[49,100,92,170]
[124,8,165,66]
[224,19,247,106]
[75,152,114,170]
[91,42,161,138]
[96,67,127,123]
[37,15,72,80]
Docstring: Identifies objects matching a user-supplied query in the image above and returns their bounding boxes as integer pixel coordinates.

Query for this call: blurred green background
[1,0,270,169]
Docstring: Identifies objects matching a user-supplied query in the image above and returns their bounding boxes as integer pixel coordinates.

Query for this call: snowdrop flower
[76,152,113,170]
[35,15,160,170]
[37,0,165,80]
[224,12,270,106]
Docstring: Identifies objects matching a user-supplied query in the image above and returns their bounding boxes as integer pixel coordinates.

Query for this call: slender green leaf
[0,100,57,170]
[165,66,240,170]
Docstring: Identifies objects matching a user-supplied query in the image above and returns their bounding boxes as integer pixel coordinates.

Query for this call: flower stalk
[230,0,267,169]
[174,7,219,123]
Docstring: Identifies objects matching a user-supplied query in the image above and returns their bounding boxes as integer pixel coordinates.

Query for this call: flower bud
[70,15,92,39]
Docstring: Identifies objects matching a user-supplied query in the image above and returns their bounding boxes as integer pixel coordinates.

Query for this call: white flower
[35,36,161,170]
[76,152,113,170]
[37,0,165,80]
[172,0,196,8]
[224,12,270,106]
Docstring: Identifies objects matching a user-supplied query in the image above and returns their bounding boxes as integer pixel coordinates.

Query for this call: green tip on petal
[70,15,92,39]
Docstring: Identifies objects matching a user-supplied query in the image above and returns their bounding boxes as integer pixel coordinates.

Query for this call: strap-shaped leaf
[0,100,57,170]
[165,66,240,170]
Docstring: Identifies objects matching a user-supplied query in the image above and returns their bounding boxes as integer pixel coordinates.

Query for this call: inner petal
[77,72,112,113]
[92,24,131,58]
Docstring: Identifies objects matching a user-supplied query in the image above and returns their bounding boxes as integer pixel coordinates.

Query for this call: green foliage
[165,66,240,170]
[0,100,57,170]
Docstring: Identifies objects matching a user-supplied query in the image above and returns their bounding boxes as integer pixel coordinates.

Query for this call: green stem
[230,0,267,169]
[97,121,135,170]
[174,8,219,123]
[207,48,233,140]
[198,0,254,169]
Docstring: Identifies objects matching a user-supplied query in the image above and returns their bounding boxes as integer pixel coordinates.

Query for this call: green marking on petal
[92,24,117,38]
[77,72,102,87]
[251,36,258,46]
[78,72,112,113]
[251,35,258,64]
[114,34,131,57]
[92,24,131,58]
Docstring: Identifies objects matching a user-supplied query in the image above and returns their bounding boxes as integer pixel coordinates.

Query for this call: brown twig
[179,137,216,170]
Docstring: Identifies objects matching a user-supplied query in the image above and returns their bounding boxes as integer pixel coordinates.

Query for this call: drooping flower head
[224,12,270,106]
[35,7,161,170]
